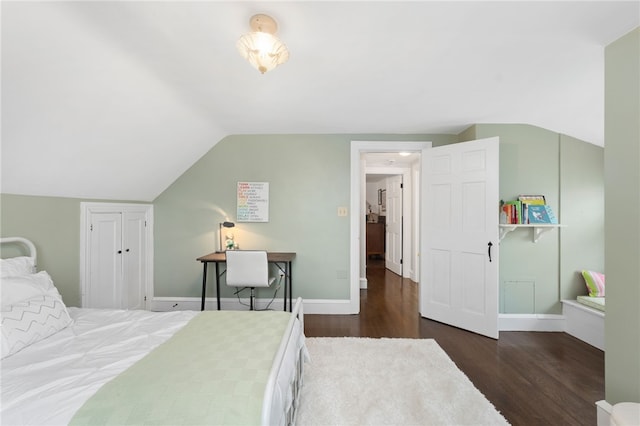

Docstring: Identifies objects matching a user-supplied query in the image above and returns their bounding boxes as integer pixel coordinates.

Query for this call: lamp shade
[237,14,289,74]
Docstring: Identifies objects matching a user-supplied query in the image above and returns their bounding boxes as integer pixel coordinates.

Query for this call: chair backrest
[225,250,271,288]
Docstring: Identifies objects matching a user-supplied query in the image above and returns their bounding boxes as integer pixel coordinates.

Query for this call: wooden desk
[196,252,296,312]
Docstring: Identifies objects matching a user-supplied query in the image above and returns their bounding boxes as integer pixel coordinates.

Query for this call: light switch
[337,207,348,216]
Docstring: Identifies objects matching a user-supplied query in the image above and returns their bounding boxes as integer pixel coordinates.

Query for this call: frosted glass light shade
[236,32,289,74]
[236,14,289,74]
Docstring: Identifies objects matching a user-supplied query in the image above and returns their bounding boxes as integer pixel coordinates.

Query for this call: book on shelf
[544,205,558,224]
[501,195,558,225]
[518,195,546,205]
[528,204,553,224]
[503,200,522,224]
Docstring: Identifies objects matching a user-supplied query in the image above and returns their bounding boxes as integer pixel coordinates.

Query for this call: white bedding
[1,308,199,425]
[1,238,305,425]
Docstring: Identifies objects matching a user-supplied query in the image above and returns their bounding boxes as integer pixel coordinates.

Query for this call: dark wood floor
[304,259,604,426]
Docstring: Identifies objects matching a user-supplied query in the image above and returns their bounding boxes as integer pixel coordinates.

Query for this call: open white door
[420,137,499,339]
[385,174,403,275]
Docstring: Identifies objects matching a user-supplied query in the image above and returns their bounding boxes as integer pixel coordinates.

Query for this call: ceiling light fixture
[236,14,289,74]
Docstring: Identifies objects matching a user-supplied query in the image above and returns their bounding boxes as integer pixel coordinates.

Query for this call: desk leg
[282,262,287,312]
[288,261,293,312]
[215,262,221,310]
[201,262,207,311]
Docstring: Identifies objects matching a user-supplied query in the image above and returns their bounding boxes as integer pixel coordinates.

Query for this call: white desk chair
[225,250,275,310]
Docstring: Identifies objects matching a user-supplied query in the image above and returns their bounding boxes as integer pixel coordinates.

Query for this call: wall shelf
[499,224,565,243]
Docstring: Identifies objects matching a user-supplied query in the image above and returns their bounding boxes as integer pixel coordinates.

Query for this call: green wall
[462,124,604,314]
[604,27,640,404]
[0,194,81,305]
[560,135,605,300]
[0,194,147,306]
[152,133,450,301]
[1,128,602,314]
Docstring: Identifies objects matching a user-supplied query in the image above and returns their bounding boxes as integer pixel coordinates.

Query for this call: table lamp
[218,221,235,252]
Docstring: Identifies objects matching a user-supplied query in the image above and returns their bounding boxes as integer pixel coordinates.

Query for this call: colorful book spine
[504,201,522,224]
[522,203,529,224]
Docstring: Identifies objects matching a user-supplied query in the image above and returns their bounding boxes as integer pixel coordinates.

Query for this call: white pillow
[0,256,36,278]
[1,294,72,359]
[1,271,58,307]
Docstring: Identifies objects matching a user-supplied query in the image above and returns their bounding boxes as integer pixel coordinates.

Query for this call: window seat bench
[562,299,604,351]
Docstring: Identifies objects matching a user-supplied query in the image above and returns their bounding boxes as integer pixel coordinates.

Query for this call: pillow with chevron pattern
[1,294,72,359]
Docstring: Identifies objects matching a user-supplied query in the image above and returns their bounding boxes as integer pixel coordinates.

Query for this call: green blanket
[70,310,291,426]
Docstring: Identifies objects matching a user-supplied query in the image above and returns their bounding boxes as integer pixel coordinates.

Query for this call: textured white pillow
[1,271,58,306]
[1,294,72,359]
[0,256,36,278]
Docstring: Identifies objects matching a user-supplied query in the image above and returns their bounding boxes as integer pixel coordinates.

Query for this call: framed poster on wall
[237,182,269,222]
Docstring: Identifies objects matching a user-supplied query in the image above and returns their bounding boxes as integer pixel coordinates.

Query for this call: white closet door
[89,213,123,309]
[81,203,152,310]
[123,211,146,310]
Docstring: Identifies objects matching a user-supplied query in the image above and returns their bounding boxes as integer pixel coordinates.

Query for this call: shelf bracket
[499,224,563,243]
[499,225,516,242]
[532,226,554,243]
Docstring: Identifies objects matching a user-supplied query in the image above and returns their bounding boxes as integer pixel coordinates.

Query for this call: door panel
[89,213,122,309]
[432,183,452,229]
[123,212,146,310]
[385,175,403,275]
[430,249,451,306]
[460,251,486,314]
[420,137,499,339]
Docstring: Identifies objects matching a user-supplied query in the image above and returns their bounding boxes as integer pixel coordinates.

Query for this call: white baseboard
[360,277,368,289]
[596,400,612,426]
[498,313,565,331]
[152,299,599,344]
[150,297,285,311]
[302,299,354,314]
[150,297,355,314]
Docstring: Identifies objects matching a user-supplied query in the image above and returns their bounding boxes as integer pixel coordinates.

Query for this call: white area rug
[296,337,509,426]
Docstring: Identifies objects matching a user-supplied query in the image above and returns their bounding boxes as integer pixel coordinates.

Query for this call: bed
[1,237,308,425]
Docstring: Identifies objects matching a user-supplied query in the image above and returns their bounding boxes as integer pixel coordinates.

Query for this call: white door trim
[80,202,154,309]
[350,141,432,314]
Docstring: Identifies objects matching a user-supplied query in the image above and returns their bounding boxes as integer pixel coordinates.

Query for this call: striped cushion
[581,270,605,297]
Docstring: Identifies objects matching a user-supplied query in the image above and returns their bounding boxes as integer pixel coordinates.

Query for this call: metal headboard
[0,237,37,266]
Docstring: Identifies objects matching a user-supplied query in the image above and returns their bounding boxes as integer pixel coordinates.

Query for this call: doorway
[349,141,431,314]
[365,172,405,279]
[351,138,500,338]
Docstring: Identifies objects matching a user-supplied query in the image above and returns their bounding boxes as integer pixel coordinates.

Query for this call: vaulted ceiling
[2,1,638,201]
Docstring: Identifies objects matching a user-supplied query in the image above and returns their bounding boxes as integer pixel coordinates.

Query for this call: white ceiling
[2,1,638,201]
[365,152,420,183]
